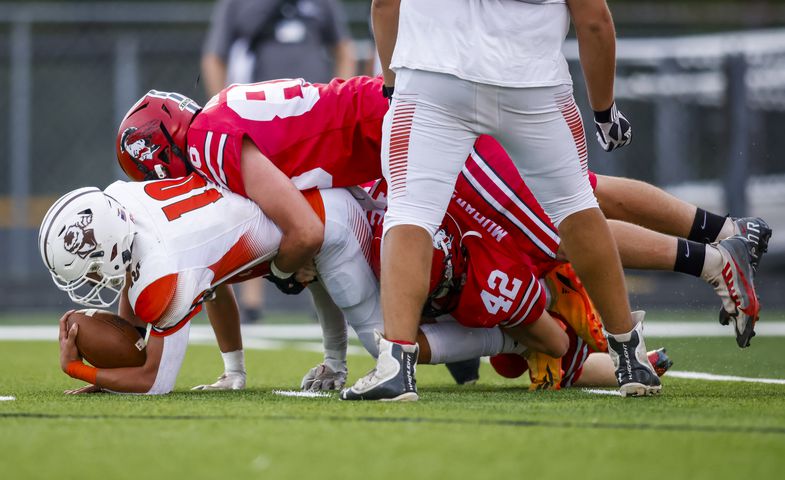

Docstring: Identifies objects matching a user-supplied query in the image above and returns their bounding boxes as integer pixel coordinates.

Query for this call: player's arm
[191,284,246,391]
[60,323,189,395]
[240,138,324,274]
[58,311,163,394]
[301,281,348,391]
[567,0,615,111]
[200,0,232,97]
[567,0,631,151]
[371,0,400,88]
[118,273,144,330]
[201,54,228,98]
[333,39,357,79]
[60,284,190,394]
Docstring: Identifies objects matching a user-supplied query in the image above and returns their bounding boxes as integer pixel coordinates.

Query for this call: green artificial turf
[1,336,785,480]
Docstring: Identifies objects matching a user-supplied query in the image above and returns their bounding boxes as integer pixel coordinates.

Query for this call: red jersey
[369,135,570,329]
[187,76,388,197]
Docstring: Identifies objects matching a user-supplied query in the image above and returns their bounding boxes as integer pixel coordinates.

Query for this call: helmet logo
[63,211,98,259]
[120,125,161,162]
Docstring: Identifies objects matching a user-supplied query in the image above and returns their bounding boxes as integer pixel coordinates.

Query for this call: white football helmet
[38,187,136,307]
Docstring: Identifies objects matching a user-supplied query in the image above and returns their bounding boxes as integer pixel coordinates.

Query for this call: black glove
[382,85,394,104]
[593,102,632,152]
[264,273,306,295]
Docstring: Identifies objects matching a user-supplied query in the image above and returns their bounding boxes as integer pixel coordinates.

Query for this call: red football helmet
[369,210,469,317]
[423,213,470,317]
[116,90,201,181]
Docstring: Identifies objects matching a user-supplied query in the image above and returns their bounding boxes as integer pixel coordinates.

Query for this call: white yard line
[666,370,785,385]
[581,389,622,396]
[0,396,16,401]
[272,390,331,398]
[644,321,785,337]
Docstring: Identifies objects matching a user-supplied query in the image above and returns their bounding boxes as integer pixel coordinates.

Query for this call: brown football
[65,309,146,368]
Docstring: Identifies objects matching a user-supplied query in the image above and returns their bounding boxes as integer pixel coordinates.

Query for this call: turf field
[1,324,785,480]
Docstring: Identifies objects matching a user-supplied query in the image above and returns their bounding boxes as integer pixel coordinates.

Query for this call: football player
[342,134,765,398]
[116,79,387,311]
[115,80,556,388]
[116,78,768,391]
[43,176,532,394]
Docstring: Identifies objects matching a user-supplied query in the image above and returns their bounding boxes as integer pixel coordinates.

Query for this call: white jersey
[103,178,382,394]
[105,174,281,333]
[390,0,572,88]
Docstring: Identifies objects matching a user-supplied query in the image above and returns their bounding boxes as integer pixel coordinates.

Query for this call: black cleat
[607,312,662,397]
[732,217,772,270]
[340,331,419,401]
[445,358,481,385]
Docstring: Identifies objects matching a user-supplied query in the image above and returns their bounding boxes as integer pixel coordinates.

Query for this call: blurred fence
[1,2,784,311]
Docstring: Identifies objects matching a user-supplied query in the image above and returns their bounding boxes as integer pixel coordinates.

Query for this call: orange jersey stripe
[135,274,177,325]
[302,189,326,223]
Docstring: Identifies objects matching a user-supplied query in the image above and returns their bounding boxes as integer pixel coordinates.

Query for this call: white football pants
[382,68,597,237]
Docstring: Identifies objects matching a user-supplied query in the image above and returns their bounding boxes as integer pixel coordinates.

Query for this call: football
[65,309,147,368]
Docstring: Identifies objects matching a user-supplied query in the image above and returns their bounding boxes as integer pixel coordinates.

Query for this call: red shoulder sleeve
[187,116,247,197]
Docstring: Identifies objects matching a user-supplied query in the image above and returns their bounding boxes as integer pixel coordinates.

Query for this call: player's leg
[494,84,659,396]
[610,219,761,347]
[342,69,478,401]
[315,189,383,356]
[417,320,526,364]
[192,283,246,391]
[504,311,569,359]
[237,277,265,323]
[380,70,478,343]
[595,175,771,267]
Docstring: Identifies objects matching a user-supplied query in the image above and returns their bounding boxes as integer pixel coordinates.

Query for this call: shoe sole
[619,383,662,397]
[718,237,761,347]
[379,391,419,402]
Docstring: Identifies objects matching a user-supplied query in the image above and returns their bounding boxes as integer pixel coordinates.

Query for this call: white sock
[420,322,506,364]
[606,311,645,341]
[221,349,245,373]
[718,217,736,241]
[700,244,725,282]
[499,331,527,355]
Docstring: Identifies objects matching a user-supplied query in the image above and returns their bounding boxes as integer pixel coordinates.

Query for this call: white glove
[594,102,632,152]
[191,371,246,391]
[301,363,347,391]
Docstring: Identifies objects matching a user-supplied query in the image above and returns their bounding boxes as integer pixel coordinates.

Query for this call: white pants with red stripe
[382,68,597,237]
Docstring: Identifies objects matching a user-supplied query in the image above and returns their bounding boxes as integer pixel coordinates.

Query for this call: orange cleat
[544,263,607,353]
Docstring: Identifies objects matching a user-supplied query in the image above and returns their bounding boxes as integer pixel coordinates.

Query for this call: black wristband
[382,85,395,99]
[593,104,614,123]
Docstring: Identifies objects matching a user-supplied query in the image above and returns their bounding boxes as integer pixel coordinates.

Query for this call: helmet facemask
[422,219,475,317]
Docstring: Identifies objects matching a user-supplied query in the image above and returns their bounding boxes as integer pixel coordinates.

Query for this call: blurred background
[1,0,784,321]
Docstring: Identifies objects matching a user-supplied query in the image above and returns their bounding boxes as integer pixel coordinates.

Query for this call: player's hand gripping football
[58,310,80,372]
[301,362,347,391]
[593,102,632,152]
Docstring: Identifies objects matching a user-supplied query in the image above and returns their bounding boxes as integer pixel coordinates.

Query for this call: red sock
[388,339,415,346]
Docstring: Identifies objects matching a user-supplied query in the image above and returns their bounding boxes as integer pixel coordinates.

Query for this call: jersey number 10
[144,175,223,221]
